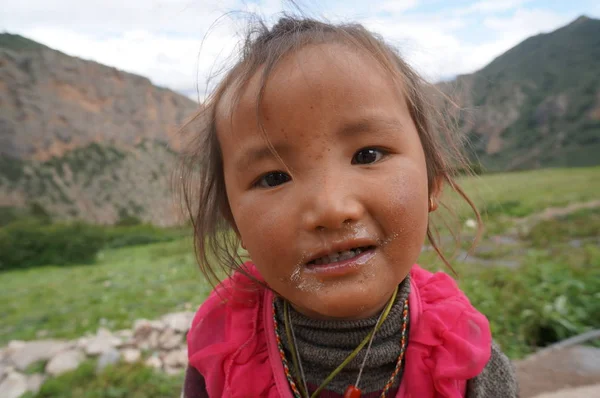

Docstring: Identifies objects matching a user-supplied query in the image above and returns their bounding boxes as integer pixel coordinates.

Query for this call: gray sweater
[274,275,519,397]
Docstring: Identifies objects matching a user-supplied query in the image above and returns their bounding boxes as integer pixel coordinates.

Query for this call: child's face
[217,43,430,320]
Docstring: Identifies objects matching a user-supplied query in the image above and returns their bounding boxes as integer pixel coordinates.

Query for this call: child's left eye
[352,148,385,165]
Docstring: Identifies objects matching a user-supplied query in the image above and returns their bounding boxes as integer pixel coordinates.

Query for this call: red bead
[344,385,362,398]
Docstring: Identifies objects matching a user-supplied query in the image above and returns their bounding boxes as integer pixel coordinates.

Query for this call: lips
[303,237,378,267]
[307,246,374,266]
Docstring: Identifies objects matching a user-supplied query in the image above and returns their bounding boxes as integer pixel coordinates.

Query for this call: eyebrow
[235,142,292,171]
[337,116,404,138]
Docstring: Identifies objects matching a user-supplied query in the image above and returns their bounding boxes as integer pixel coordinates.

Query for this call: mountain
[1,16,599,224]
[0,33,198,225]
[439,15,600,171]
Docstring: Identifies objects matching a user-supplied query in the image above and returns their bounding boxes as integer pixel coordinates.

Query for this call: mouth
[302,240,378,277]
[307,245,376,266]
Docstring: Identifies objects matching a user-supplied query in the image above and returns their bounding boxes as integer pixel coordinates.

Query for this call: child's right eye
[254,171,291,188]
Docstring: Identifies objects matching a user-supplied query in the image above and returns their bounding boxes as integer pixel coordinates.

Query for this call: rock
[161,312,194,333]
[145,356,162,370]
[133,319,153,336]
[6,340,25,351]
[0,372,28,398]
[85,328,121,355]
[46,349,85,376]
[158,328,182,350]
[136,330,159,350]
[26,373,46,394]
[0,364,10,383]
[8,340,70,371]
[149,320,166,331]
[163,348,187,368]
[164,366,182,375]
[115,329,133,339]
[122,348,141,364]
[96,348,121,373]
[76,337,89,349]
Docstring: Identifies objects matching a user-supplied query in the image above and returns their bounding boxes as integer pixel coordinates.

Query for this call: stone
[122,348,141,364]
[0,372,28,398]
[77,337,89,349]
[145,356,162,370]
[26,373,46,394]
[133,319,153,336]
[7,340,25,351]
[149,320,166,331]
[115,329,133,339]
[85,329,121,355]
[96,348,121,373]
[46,349,85,376]
[163,348,187,368]
[161,312,194,333]
[164,366,182,376]
[137,329,159,350]
[8,340,70,371]
[0,364,10,383]
[158,328,182,350]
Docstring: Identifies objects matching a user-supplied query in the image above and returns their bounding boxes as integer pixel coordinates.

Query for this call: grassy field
[1,166,599,397]
[0,239,210,344]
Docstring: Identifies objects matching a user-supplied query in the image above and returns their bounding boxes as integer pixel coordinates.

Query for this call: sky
[2,0,599,100]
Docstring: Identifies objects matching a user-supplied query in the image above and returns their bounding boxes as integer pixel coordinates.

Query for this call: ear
[428,176,443,213]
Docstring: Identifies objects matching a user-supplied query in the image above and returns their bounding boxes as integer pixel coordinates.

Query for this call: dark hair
[176,15,482,288]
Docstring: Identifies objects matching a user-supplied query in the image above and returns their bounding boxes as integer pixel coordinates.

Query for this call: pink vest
[187,264,491,397]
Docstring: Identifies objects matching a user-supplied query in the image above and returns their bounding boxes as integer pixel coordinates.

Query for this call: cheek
[379,167,429,243]
[231,195,296,273]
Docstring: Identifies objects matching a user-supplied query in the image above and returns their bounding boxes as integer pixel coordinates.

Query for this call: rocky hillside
[440,15,600,171]
[0,34,198,225]
[1,16,599,224]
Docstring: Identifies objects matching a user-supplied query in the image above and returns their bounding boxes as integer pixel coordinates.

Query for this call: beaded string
[381,298,409,396]
[272,300,304,398]
[272,296,410,398]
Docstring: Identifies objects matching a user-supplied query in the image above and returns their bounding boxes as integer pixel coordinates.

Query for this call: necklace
[272,289,409,398]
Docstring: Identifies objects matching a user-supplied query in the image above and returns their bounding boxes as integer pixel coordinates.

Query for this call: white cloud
[455,0,531,15]
[377,0,420,14]
[0,0,593,96]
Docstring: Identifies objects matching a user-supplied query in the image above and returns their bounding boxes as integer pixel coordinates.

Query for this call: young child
[179,16,518,398]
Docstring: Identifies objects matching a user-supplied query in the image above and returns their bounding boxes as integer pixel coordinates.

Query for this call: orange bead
[344,385,362,398]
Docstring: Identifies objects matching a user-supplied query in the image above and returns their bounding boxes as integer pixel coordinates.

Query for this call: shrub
[459,250,600,358]
[0,220,105,271]
[0,219,187,272]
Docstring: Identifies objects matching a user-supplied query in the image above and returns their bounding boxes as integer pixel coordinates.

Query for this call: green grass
[525,207,600,246]
[456,166,600,219]
[0,239,212,345]
[24,360,183,398]
[2,166,600,396]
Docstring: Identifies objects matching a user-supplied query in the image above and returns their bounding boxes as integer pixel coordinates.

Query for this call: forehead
[216,43,410,159]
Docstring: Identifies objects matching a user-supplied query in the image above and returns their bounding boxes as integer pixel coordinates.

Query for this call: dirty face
[217,43,430,320]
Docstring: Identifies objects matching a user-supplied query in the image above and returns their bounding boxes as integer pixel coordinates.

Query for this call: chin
[299,285,394,320]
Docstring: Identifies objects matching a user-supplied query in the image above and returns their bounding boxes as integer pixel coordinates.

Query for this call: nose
[301,177,365,231]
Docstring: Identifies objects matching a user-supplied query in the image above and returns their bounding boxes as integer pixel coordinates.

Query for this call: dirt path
[517,199,600,226]
[515,345,600,398]
[530,384,600,398]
